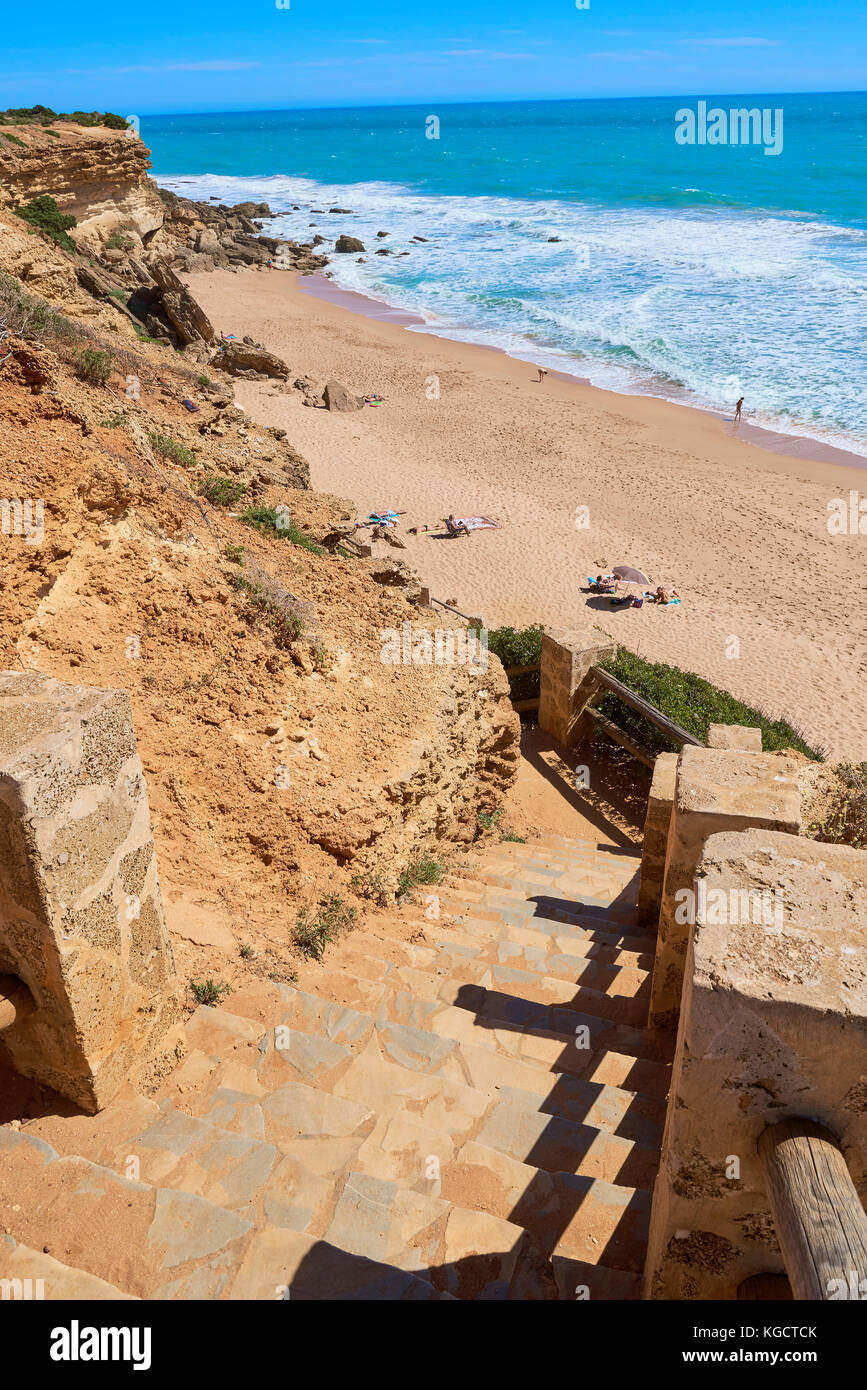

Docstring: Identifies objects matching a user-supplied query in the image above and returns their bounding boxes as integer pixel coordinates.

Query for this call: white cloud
[441,49,539,60]
[64,60,260,75]
[679,37,781,48]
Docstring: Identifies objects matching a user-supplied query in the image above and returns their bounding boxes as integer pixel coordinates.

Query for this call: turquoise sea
[145,94,867,453]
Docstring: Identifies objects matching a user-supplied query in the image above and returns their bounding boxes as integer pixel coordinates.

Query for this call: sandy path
[186,269,867,760]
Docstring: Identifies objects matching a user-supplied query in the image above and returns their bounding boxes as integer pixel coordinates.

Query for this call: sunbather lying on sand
[445,515,501,537]
[649,586,679,604]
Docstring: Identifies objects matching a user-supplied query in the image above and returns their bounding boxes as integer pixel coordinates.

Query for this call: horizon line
[131,88,867,120]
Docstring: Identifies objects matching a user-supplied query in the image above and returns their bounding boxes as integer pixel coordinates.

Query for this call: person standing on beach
[537,367,548,383]
[735,396,744,422]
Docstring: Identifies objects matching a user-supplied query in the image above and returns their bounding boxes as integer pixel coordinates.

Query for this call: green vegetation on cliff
[12,194,77,253]
[0,105,130,130]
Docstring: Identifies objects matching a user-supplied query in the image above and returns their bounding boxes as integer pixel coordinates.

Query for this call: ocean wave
[156,170,867,454]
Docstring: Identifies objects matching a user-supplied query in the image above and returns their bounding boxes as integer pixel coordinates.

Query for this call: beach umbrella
[612,565,651,586]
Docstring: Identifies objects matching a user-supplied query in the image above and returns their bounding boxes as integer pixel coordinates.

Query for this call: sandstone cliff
[0,122,163,249]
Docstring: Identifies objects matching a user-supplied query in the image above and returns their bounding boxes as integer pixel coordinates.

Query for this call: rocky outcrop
[0,208,138,337]
[212,338,289,380]
[323,379,364,412]
[152,194,328,276]
[335,235,365,254]
[0,123,163,249]
[146,256,215,346]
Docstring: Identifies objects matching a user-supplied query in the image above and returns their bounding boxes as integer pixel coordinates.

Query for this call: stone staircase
[0,833,672,1300]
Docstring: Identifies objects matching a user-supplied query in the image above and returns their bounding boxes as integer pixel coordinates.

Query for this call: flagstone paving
[0,834,671,1299]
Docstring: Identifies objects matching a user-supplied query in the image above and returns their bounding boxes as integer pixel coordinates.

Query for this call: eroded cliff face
[0,123,163,248]
[0,308,520,985]
[0,206,138,335]
[0,119,520,987]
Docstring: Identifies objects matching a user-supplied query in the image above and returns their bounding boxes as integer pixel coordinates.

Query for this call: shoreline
[185,265,867,761]
[297,273,867,473]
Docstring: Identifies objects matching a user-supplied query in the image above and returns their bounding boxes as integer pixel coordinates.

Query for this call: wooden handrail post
[758,1119,867,1301]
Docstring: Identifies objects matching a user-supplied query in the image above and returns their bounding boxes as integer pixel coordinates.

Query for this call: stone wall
[537,628,615,748]
[644,826,867,1299]
[0,671,183,1112]
[648,744,801,1030]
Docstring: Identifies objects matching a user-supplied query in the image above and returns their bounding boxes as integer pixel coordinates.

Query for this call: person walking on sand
[735,396,744,422]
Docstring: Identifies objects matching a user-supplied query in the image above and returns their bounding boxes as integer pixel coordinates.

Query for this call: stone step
[437,1140,651,1271]
[552,1254,642,1301]
[341,926,650,999]
[150,996,667,1176]
[469,866,641,901]
[444,872,640,910]
[433,892,651,948]
[0,1130,253,1300]
[474,1097,659,1190]
[222,1226,453,1300]
[0,1235,139,1299]
[330,944,649,1025]
[477,839,639,861]
[293,958,664,1068]
[175,1000,668,1149]
[410,913,655,970]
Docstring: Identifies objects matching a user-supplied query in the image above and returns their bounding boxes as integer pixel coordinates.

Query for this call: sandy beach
[186,268,867,761]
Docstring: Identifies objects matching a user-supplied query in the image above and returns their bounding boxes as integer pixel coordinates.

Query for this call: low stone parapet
[0,671,183,1112]
[648,744,801,1030]
[537,628,616,748]
[637,752,678,930]
[644,827,867,1299]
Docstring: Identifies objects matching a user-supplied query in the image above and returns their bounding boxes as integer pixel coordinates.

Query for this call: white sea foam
[156,171,867,454]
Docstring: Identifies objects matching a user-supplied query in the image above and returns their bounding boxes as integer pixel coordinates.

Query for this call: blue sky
[3,0,865,113]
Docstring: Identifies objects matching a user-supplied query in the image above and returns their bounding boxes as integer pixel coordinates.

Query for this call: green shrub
[487,624,543,703]
[231,572,305,647]
[0,271,75,342]
[350,870,391,906]
[74,347,115,386]
[147,432,196,468]
[1,132,26,148]
[293,896,357,961]
[0,105,57,125]
[13,194,77,253]
[241,505,325,556]
[198,474,248,507]
[105,230,134,251]
[224,542,245,565]
[197,374,211,386]
[397,858,445,896]
[597,648,824,761]
[477,807,525,843]
[805,762,867,849]
[102,113,130,130]
[189,978,231,1005]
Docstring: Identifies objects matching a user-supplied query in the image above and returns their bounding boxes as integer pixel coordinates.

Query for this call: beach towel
[450,517,500,532]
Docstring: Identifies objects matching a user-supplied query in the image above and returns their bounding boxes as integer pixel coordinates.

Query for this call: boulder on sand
[214,340,290,380]
[335,235,365,253]
[323,380,364,412]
